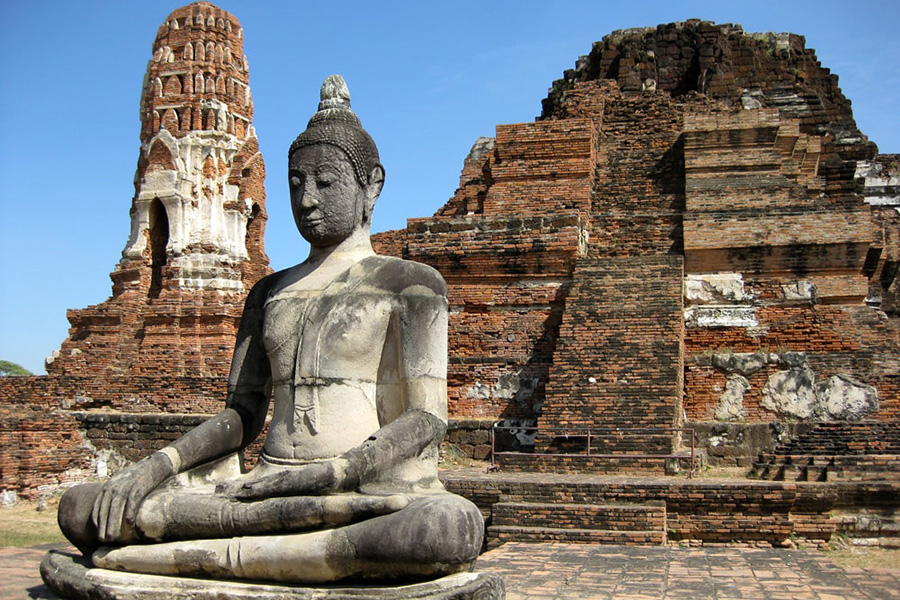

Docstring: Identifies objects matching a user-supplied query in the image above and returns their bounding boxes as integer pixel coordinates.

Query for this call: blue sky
[1,0,898,374]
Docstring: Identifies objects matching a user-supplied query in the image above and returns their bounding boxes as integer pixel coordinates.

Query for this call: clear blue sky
[1,0,898,374]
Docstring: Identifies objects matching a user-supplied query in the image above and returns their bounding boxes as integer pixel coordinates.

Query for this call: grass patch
[0,499,66,547]
[825,544,900,570]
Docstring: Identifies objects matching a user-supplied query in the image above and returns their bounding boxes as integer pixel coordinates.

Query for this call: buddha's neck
[305,229,375,269]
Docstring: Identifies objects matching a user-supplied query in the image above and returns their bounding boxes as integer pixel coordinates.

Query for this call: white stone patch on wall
[781,280,816,302]
[685,306,758,328]
[684,273,758,327]
[495,418,537,446]
[685,273,755,304]
[466,372,538,408]
[761,368,818,420]
[857,160,900,206]
[466,382,491,400]
[715,375,750,421]
[816,375,879,421]
[761,369,879,421]
[711,352,767,376]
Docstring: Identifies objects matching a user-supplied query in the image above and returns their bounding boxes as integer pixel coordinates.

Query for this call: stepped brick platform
[440,468,900,547]
[750,422,900,482]
[493,452,699,476]
[488,501,666,548]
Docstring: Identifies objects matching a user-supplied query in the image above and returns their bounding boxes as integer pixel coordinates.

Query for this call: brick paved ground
[4,541,900,599]
[476,542,900,600]
[0,544,68,600]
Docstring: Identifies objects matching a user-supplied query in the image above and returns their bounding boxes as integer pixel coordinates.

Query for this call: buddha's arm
[92,277,273,542]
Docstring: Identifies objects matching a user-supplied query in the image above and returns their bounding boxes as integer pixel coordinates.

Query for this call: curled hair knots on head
[289,75,381,186]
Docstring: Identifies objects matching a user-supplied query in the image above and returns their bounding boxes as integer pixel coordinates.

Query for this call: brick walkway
[476,543,900,600]
[4,542,900,599]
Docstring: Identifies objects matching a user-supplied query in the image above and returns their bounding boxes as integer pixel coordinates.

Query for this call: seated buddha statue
[57,75,484,584]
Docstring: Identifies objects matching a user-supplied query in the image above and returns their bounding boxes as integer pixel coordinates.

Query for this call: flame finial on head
[319,75,351,111]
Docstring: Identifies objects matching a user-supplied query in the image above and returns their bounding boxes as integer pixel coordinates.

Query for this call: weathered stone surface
[815,375,879,421]
[711,352,767,376]
[684,306,758,328]
[715,375,750,421]
[41,551,504,600]
[761,368,817,420]
[685,273,754,304]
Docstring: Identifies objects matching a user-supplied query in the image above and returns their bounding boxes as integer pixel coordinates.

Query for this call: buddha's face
[289,144,368,247]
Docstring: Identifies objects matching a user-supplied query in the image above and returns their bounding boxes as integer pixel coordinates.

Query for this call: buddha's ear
[361,165,384,225]
[366,164,385,202]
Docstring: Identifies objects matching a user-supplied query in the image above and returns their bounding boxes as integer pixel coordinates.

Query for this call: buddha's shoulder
[359,255,447,298]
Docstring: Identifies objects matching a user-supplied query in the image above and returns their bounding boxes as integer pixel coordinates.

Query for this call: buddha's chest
[262,291,395,382]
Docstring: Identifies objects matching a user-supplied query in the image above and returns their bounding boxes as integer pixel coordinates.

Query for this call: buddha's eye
[316,174,336,188]
[289,175,303,189]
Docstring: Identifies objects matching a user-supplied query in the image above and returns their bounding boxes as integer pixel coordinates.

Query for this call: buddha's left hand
[216,458,354,499]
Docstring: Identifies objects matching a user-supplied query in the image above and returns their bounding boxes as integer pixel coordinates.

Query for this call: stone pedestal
[40,550,504,600]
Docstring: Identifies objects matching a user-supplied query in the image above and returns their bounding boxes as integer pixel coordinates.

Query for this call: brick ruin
[2,15,898,502]
[1,2,270,495]
[373,21,899,466]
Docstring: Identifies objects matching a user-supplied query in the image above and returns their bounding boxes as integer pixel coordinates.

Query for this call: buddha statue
[57,75,484,585]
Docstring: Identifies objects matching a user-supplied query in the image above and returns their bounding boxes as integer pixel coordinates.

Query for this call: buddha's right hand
[91,451,174,543]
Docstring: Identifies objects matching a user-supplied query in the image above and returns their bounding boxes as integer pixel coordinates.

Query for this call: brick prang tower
[45,2,270,412]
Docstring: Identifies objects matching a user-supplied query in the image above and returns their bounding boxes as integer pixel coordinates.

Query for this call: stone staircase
[487,500,667,549]
[750,422,900,482]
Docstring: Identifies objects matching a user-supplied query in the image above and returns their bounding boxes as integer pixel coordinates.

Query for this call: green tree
[0,360,32,377]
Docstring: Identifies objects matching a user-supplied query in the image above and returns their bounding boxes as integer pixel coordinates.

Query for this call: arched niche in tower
[148,198,170,299]
[245,201,263,260]
[183,42,194,61]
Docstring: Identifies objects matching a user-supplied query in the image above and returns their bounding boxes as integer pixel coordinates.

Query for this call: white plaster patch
[761,368,817,419]
[685,306,758,328]
[816,375,879,421]
[715,375,750,421]
[685,273,757,328]
[781,280,816,302]
[857,160,900,206]
[466,381,491,400]
[685,273,754,304]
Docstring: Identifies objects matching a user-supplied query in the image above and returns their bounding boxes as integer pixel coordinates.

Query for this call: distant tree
[0,360,32,377]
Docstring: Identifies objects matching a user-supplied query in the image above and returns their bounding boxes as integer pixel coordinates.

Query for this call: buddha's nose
[299,184,318,209]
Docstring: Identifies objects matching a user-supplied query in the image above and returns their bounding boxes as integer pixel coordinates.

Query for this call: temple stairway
[750,422,900,482]
[500,256,688,473]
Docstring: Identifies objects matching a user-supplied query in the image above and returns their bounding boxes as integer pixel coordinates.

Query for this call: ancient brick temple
[46,1,269,392]
[47,2,268,400]
[374,21,899,462]
[0,2,269,494]
[2,15,899,498]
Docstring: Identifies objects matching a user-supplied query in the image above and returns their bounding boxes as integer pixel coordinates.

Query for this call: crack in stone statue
[56,75,486,587]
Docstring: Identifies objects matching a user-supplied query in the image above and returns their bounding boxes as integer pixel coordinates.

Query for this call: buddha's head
[288,76,384,247]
